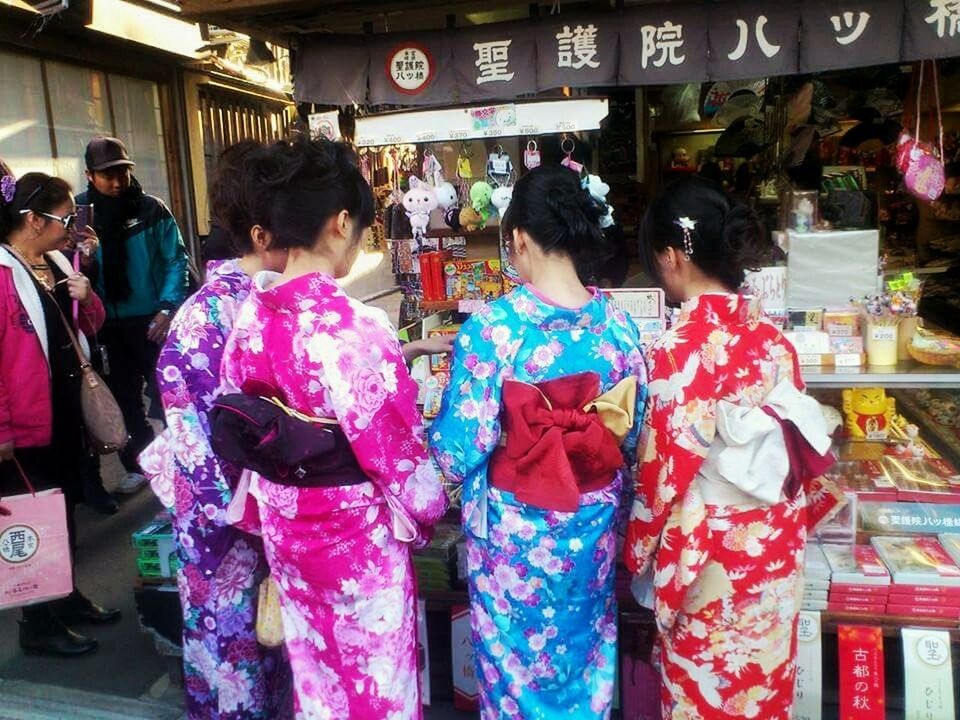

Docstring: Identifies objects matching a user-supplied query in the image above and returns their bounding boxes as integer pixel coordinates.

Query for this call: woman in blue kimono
[430,165,647,719]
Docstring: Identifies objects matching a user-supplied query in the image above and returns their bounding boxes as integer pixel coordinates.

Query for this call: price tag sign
[870,325,897,342]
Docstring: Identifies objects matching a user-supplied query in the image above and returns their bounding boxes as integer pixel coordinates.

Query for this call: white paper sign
[744,266,787,312]
[902,628,955,720]
[793,611,823,720]
[603,288,665,320]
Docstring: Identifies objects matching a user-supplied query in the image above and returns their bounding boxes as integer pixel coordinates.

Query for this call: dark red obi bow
[489,372,637,512]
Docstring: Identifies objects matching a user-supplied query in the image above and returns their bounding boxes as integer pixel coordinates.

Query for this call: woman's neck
[525,254,592,308]
[237,254,264,278]
[6,230,47,264]
[279,247,336,282]
[679,277,734,303]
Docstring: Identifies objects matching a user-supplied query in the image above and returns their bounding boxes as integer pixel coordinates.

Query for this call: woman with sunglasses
[0,167,119,657]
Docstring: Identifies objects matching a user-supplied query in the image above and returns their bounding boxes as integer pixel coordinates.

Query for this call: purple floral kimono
[140,260,292,719]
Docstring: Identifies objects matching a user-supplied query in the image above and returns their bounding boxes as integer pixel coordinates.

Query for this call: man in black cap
[77,137,189,510]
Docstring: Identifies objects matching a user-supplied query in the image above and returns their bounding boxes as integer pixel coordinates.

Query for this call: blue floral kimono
[430,286,647,720]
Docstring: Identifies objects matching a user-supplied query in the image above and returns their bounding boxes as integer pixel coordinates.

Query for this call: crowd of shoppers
[1,132,830,720]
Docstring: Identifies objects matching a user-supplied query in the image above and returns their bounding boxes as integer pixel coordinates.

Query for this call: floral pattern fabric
[623,293,806,719]
[221,270,448,720]
[430,286,647,719]
[139,260,292,719]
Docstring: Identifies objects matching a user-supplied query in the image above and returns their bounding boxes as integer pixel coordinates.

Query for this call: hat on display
[85,137,136,172]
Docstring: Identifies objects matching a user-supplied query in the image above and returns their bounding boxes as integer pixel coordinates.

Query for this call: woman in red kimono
[624,177,836,719]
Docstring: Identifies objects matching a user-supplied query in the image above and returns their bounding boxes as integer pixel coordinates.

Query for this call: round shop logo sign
[915,634,950,667]
[0,524,39,564]
[387,43,434,94]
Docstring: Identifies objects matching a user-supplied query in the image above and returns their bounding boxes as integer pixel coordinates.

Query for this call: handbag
[902,60,946,202]
[47,293,128,454]
[255,576,284,647]
[0,458,73,610]
[209,392,368,488]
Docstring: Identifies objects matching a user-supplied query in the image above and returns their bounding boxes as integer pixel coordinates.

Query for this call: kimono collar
[506,284,609,332]
[252,270,343,314]
[679,292,763,328]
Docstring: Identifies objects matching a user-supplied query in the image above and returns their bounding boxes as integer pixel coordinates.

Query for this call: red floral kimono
[624,293,836,720]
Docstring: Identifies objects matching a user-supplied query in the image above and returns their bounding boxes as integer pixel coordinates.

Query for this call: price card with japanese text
[792,611,823,720]
[902,628,955,720]
[602,288,665,321]
[744,266,787,312]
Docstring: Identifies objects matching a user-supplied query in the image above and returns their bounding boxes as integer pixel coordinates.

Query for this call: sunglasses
[19,208,77,231]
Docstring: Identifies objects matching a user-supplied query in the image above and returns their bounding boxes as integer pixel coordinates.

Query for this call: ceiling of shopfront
[177,0,633,39]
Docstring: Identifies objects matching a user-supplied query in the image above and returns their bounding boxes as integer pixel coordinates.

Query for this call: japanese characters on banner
[537,15,620,90]
[901,628,955,720]
[618,3,708,86]
[707,1,799,81]
[793,611,823,720]
[799,0,904,73]
[294,0,960,106]
[838,625,886,720]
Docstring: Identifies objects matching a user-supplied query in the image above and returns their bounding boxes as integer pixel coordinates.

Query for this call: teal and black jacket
[77,189,189,321]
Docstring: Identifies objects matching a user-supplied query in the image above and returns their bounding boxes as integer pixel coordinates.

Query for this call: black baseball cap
[85,137,136,172]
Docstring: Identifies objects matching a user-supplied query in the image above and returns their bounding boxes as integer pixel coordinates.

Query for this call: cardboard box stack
[822,543,891,614]
[132,519,178,579]
[872,536,960,619]
[802,542,830,611]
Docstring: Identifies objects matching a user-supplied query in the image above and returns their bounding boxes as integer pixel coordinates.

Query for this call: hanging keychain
[524,140,542,170]
[560,136,584,174]
[422,148,444,187]
[487,144,514,187]
[457,142,474,180]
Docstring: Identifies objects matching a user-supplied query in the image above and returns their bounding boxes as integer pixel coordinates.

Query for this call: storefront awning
[288,0,960,107]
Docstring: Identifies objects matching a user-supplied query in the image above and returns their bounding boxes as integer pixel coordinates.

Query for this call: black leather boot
[19,606,98,657]
[55,590,122,626]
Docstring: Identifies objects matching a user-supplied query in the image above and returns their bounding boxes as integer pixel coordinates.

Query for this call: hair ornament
[675,216,697,258]
[0,175,15,205]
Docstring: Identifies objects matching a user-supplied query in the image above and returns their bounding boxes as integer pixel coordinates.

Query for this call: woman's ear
[512,227,526,255]
[250,225,270,251]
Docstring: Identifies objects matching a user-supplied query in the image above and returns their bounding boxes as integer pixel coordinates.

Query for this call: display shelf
[803,361,960,388]
[819,611,960,639]
[426,228,500,240]
[421,300,460,312]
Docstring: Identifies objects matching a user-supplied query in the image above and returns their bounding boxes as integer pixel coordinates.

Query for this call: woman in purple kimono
[139,142,292,719]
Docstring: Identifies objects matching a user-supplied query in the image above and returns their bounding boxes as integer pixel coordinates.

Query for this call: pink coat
[0,247,105,448]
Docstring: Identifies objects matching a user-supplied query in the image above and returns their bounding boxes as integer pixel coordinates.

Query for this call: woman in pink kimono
[221,138,448,719]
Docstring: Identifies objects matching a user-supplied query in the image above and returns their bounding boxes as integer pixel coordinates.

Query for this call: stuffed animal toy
[402,176,438,238]
[458,206,484,232]
[470,181,494,226]
[583,174,610,203]
[444,205,462,231]
[435,181,458,210]
[491,186,513,218]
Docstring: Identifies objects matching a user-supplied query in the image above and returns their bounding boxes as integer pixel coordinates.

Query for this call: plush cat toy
[435,181,459,210]
[470,181,494,227]
[491,186,513,218]
[403,176,438,238]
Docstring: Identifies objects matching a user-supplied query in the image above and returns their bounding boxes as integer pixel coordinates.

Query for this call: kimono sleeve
[623,343,717,575]
[428,313,504,486]
[321,309,448,535]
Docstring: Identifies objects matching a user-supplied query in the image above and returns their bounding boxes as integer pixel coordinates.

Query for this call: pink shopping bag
[0,460,72,610]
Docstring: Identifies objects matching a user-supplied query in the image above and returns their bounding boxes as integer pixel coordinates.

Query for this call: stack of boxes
[784,308,865,367]
[802,542,831,611]
[132,519,178,579]
[872,535,960,619]
[822,543,891,614]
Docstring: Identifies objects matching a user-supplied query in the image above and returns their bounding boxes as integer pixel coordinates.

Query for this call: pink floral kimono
[221,270,448,720]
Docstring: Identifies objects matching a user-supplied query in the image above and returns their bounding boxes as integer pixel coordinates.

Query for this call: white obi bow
[699,380,832,505]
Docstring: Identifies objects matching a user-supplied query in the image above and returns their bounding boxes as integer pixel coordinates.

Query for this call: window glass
[0,51,55,177]
[45,60,111,192]
[109,74,170,204]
